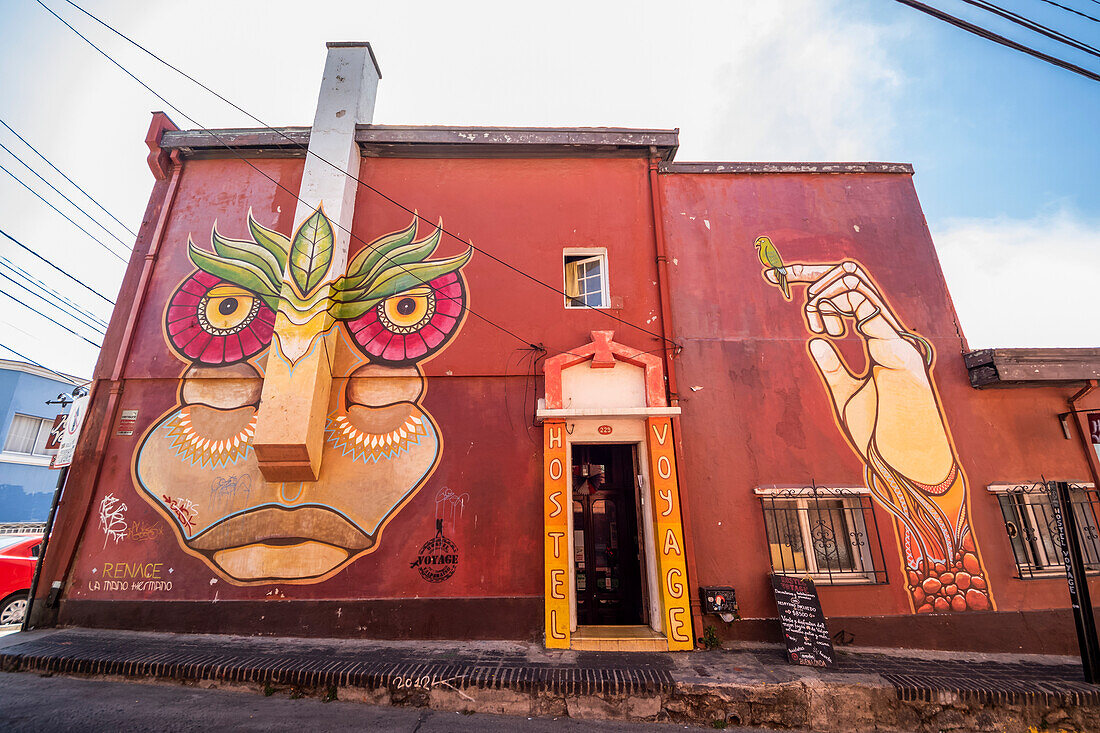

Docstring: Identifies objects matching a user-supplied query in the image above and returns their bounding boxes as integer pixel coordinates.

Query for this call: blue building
[0,359,85,523]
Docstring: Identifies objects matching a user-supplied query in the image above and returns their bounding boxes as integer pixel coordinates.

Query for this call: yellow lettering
[549,491,563,518]
[550,569,566,599]
[548,531,564,558]
[151,563,163,579]
[103,563,113,578]
[651,421,669,445]
[549,458,563,481]
[657,454,672,480]
[659,488,673,516]
[666,567,684,599]
[669,607,690,642]
[550,610,567,640]
[663,527,682,556]
[548,427,562,449]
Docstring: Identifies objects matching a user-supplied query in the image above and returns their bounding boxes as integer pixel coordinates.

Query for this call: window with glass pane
[4,414,51,455]
[564,254,608,308]
[997,487,1100,576]
[761,495,880,583]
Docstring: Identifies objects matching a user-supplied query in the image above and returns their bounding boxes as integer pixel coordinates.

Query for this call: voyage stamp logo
[411,519,459,583]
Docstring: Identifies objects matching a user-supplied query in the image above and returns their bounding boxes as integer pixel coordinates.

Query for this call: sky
[0,0,1097,378]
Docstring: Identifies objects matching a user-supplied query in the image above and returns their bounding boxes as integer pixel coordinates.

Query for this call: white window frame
[987,482,1099,577]
[563,248,610,309]
[756,487,878,585]
[2,414,53,457]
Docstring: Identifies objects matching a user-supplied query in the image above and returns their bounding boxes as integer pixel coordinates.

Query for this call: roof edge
[159,125,680,161]
[0,359,86,385]
[659,162,914,175]
[964,348,1100,388]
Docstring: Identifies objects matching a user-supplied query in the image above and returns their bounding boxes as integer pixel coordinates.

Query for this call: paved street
[0,672,748,732]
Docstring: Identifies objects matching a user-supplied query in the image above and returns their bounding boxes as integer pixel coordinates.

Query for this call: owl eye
[166,271,275,365]
[345,273,465,365]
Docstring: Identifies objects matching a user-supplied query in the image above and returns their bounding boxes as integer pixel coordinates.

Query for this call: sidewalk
[2,628,1098,732]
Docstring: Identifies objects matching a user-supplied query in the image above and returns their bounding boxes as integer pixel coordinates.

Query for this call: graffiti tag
[128,519,164,542]
[162,495,199,533]
[211,474,252,501]
[98,493,128,546]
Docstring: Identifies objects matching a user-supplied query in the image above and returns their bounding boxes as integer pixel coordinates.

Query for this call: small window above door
[564,249,609,309]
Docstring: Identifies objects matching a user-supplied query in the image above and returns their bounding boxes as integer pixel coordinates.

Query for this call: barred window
[992,483,1100,578]
[758,487,889,585]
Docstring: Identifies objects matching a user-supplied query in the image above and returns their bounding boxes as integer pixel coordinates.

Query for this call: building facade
[29,44,1100,654]
[0,360,82,524]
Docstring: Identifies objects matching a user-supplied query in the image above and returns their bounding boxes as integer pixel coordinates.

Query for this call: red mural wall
[46,152,668,637]
[659,170,1099,649]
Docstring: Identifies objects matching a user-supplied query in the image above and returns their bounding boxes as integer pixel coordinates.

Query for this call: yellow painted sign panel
[646,417,693,650]
[543,420,570,648]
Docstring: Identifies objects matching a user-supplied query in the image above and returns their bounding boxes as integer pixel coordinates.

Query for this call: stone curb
[3,643,1100,731]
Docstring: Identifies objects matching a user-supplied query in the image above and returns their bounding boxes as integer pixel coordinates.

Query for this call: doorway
[571,443,645,626]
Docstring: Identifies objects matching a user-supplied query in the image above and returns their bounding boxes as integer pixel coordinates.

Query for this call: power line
[0,270,107,338]
[1035,0,1100,24]
[0,163,129,263]
[0,254,110,327]
[37,0,589,357]
[0,117,140,238]
[0,139,134,251]
[0,342,51,372]
[0,288,102,348]
[0,228,116,305]
[893,0,1100,82]
[957,0,1100,58]
[54,0,681,352]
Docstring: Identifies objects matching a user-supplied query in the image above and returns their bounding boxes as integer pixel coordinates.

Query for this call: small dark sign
[700,585,738,615]
[770,574,835,668]
[410,519,459,583]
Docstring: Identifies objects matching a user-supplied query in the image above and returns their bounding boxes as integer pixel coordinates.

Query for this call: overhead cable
[0,228,116,305]
[53,0,682,352]
[0,259,110,333]
[37,0,590,358]
[0,271,107,337]
[893,0,1100,82]
[0,140,134,250]
[957,0,1100,58]
[0,118,140,238]
[0,163,129,263]
[0,288,103,348]
[1035,0,1100,24]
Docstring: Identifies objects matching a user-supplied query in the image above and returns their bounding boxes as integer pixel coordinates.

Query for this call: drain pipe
[1069,380,1100,490]
[648,149,705,644]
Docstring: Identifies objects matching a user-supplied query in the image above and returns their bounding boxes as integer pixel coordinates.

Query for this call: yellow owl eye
[201,285,258,333]
[380,288,434,331]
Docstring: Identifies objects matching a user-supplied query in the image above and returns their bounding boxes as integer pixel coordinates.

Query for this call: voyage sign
[770,574,836,668]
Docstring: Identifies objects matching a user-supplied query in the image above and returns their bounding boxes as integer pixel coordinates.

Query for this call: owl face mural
[134,208,471,584]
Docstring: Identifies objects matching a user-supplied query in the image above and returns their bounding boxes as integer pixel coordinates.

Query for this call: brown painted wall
[659,170,1098,645]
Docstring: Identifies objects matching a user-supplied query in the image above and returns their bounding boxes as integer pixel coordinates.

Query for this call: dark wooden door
[572,444,644,626]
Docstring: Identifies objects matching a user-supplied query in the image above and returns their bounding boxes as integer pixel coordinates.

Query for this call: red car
[0,534,43,626]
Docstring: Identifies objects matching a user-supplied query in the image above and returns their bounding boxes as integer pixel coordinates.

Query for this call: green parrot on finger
[754,235,790,299]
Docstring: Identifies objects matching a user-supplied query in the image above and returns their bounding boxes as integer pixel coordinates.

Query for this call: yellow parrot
[754,236,789,299]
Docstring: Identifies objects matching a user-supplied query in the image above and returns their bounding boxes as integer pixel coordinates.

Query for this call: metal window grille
[996,482,1100,579]
[759,485,889,585]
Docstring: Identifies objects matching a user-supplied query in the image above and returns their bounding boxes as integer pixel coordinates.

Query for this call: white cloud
[694,2,905,160]
[934,209,1100,348]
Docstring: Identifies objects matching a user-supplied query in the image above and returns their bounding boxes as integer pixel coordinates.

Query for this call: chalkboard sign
[770,574,836,668]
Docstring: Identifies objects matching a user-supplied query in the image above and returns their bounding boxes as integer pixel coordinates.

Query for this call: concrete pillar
[252,42,382,481]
